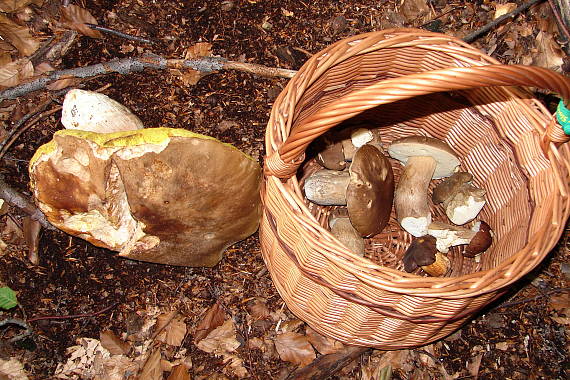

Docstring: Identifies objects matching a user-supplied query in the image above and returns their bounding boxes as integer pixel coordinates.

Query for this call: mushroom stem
[304,170,350,206]
[329,217,365,256]
[394,156,436,237]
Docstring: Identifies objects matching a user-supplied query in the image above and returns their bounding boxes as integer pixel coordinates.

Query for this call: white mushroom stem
[329,217,365,256]
[304,170,349,206]
[394,156,436,237]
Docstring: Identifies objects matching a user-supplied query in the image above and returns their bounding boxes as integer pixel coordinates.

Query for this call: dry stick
[26,302,119,323]
[0,55,297,100]
[86,23,155,44]
[0,318,33,342]
[463,0,544,43]
[495,286,570,309]
[285,346,371,380]
[0,176,54,230]
[548,0,570,42]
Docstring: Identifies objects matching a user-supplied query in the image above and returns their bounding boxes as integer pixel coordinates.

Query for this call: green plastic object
[556,99,570,135]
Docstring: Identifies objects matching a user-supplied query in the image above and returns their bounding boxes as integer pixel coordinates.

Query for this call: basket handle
[265,64,570,179]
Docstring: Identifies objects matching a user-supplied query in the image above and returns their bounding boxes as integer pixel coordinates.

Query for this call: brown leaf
[549,292,570,313]
[34,61,54,75]
[0,58,33,88]
[46,76,81,91]
[184,42,212,59]
[155,313,187,347]
[275,332,316,367]
[170,68,208,86]
[494,3,517,19]
[248,298,270,320]
[467,353,483,379]
[99,330,130,355]
[60,5,103,39]
[0,0,36,13]
[194,301,225,343]
[196,319,240,356]
[2,216,23,243]
[534,31,565,71]
[140,349,163,380]
[166,364,190,380]
[22,216,40,265]
[0,14,39,56]
[223,354,249,378]
[306,326,343,355]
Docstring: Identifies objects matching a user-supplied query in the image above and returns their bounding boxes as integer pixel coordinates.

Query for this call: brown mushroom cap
[402,235,437,272]
[432,172,473,204]
[29,128,261,267]
[346,144,394,237]
[315,136,346,170]
[388,136,460,179]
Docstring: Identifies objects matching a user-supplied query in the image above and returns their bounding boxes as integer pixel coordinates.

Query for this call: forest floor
[0,0,569,379]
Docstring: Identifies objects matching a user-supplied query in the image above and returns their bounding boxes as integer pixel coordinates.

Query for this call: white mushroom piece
[427,221,477,253]
[388,136,460,237]
[61,89,144,133]
[432,171,486,225]
[304,145,394,237]
[341,127,382,161]
[29,128,261,267]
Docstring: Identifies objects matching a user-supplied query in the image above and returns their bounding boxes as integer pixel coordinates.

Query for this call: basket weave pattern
[261,29,570,348]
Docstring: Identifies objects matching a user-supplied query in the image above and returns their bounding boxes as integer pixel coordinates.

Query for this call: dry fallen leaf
[0,358,29,380]
[306,326,344,355]
[467,353,483,379]
[99,330,130,356]
[0,58,33,88]
[0,14,39,56]
[0,0,37,13]
[248,298,270,320]
[184,42,213,59]
[274,332,316,367]
[534,31,565,72]
[166,364,191,380]
[196,319,240,356]
[22,216,40,265]
[494,3,517,19]
[46,76,81,91]
[155,312,187,347]
[60,4,103,39]
[140,349,162,380]
[170,68,208,86]
[223,354,249,379]
[194,301,226,343]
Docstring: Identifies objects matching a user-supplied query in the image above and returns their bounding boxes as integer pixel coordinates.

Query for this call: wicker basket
[260,29,570,349]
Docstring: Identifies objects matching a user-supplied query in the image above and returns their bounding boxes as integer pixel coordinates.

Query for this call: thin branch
[419,6,465,29]
[86,24,155,44]
[548,0,570,42]
[495,287,570,309]
[0,55,297,100]
[0,175,55,230]
[0,318,33,343]
[27,302,119,323]
[463,0,544,43]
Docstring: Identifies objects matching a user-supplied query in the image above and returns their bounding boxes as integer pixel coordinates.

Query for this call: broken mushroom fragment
[463,221,493,257]
[432,171,486,225]
[61,89,144,133]
[329,216,365,256]
[29,128,261,267]
[342,127,382,161]
[314,135,346,170]
[346,144,394,237]
[388,136,460,237]
[427,221,477,253]
[402,235,437,273]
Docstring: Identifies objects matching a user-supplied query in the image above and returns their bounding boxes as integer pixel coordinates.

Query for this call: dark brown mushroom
[402,235,437,272]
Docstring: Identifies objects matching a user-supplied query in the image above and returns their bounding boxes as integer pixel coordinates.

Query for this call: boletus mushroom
[341,127,382,161]
[329,214,365,257]
[463,221,493,257]
[388,136,460,237]
[432,171,486,225]
[61,89,144,133]
[29,128,261,267]
[402,235,450,276]
[304,144,394,237]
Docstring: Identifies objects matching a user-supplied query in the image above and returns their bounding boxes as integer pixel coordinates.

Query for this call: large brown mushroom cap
[346,144,394,237]
[29,128,261,266]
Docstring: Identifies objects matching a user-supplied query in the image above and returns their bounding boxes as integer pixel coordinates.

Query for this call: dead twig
[548,0,570,42]
[0,55,297,100]
[0,175,55,230]
[26,302,119,323]
[0,318,33,343]
[463,0,544,43]
[495,286,570,309]
[86,24,155,44]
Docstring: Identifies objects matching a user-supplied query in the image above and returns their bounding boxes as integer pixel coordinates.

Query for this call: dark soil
[0,1,569,379]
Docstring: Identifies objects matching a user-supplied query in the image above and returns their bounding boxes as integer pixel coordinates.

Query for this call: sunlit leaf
[166,364,190,380]
[139,349,162,380]
[155,312,187,347]
[0,58,33,88]
[99,330,130,355]
[0,14,39,56]
[0,358,28,380]
[274,332,315,367]
[0,286,17,309]
[194,301,225,343]
[306,326,343,355]
[196,319,240,355]
[184,42,212,59]
[0,0,36,13]
[60,5,103,39]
